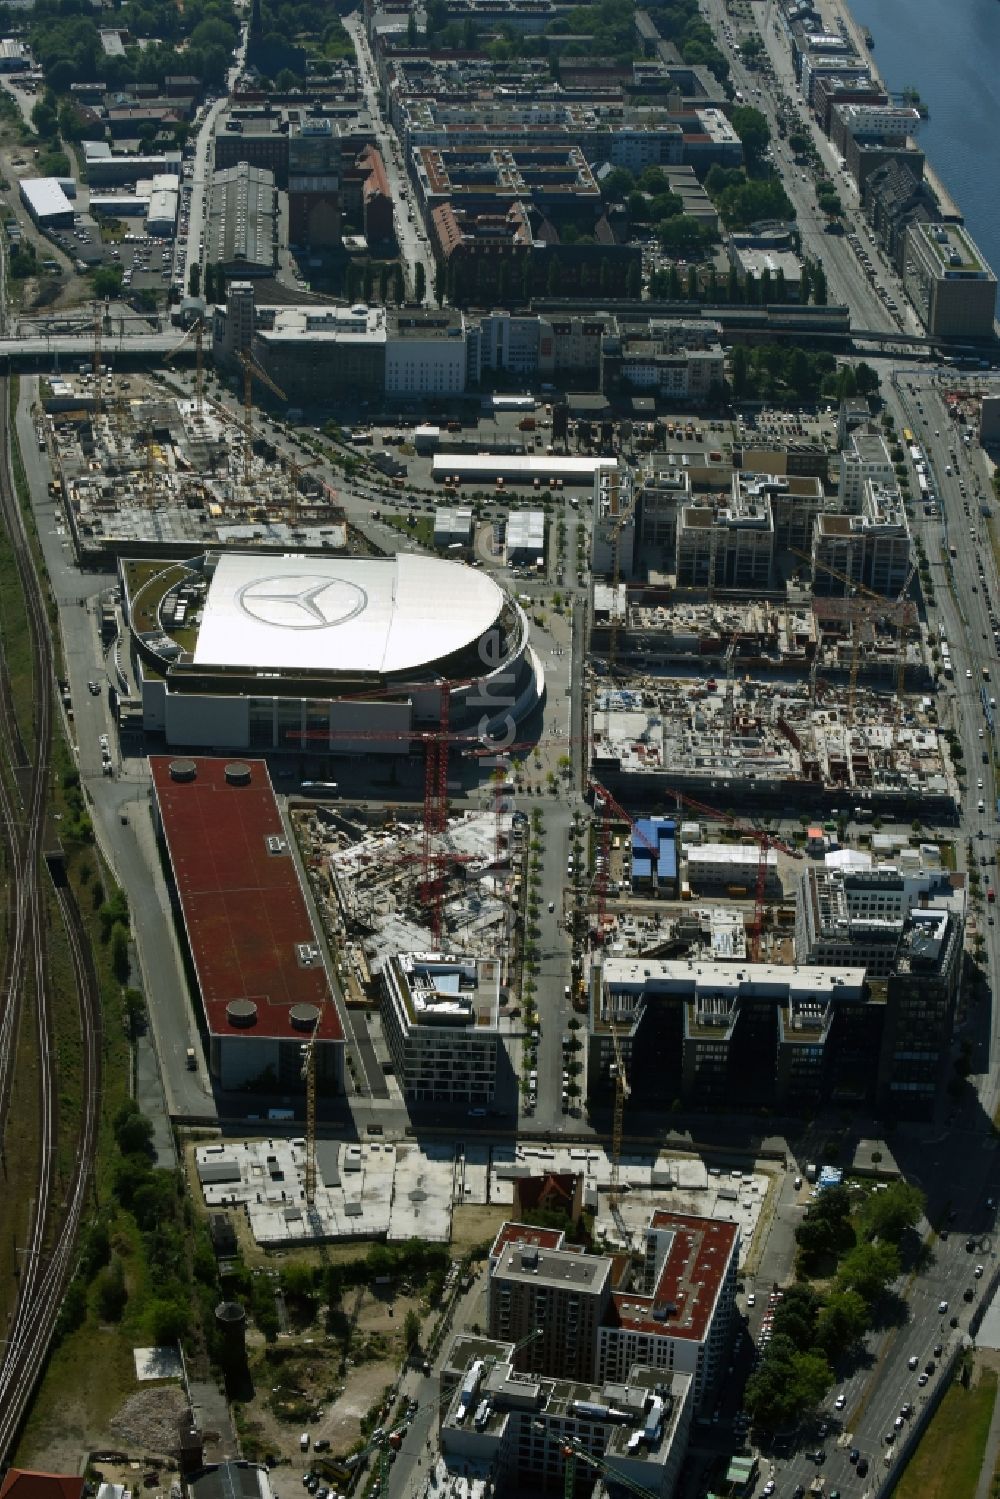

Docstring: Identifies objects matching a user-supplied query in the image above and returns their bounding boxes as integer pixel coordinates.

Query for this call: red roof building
[150,756,344,1092]
[488,1208,738,1410]
[0,1473,85,1499]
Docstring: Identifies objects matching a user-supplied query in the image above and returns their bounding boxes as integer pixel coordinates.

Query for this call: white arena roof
[194,553,506,676]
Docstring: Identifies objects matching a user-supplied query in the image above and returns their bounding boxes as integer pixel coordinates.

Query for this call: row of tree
[745,1180,924,1431]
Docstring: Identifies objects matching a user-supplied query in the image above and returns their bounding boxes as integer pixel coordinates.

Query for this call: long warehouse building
[150,754,346,1092]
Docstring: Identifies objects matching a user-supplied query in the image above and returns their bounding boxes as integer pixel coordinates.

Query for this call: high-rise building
[487,1213,738,1408]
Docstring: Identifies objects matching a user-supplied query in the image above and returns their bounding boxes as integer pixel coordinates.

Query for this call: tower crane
[166,317,206,418]
[608,1013,630,1214]
[605,475,639,685]
[238,349,287,484]
[791,546,917,734]
[300,1009,322,1207]
[92,302,104,421]
[549,1434,659,1499]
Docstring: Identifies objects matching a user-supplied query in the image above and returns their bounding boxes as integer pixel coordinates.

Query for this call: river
[842,0,1000,296]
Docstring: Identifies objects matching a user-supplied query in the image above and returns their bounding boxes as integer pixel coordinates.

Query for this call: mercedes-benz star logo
[236,574,369,631]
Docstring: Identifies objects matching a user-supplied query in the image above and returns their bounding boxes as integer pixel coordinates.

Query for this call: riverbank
[814,0,964,221]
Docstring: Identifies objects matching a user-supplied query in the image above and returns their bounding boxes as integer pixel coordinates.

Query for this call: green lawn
[895,1366,997,1499]
[384,511,435,548]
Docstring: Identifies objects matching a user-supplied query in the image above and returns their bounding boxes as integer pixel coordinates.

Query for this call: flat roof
[150,756,343,1042]
[613,1211,738,1343]
[20,177,73,219]
[194,552,506,676]
[490,1221,565,1258]
[432,454,617,480]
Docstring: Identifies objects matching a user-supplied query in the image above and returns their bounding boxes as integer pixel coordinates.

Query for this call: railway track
[0,375,102,1458]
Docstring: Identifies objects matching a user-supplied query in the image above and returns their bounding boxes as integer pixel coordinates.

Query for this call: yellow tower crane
[792,546,917,737]
[608,1012,630,1211]
[238,348,286,485]
[300,1011,322,1207]
[92,303,103,421]
[166,317,207,419]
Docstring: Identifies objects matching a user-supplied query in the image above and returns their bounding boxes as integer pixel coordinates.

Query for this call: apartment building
[592,465,637,579]
[685,843,779,894]
[486,1213,738,1409]
[380,952,503,1106]
[487,1227,613,1382]
[439,1333,693,1499]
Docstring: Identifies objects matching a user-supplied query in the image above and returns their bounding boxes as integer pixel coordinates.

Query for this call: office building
[288,119,342,249]
[505,510,546,567]
[675,474,775,592]
[380,952,504,1106]
[386,309,468,398]
[795,861,965,1115]
[600,321,724,403]
[903,220,998,339]
[586,957,873,1112]
[812,477,911,597]
[838,431,895,512]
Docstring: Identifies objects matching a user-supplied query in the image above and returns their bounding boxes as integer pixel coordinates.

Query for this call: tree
[31,98,58,139]
[114,1100,154,1157]
[150,1296,191,1344]
[814,1288,869,1358]
[601,167,634,202]
[111,922,130,983]
[93,266,124,299]
[403,1308,421,1350]
[731,105,770,172]
[838,1240,901,1303]
[414,261,426,304]
[275,67,299,91]
[811,261,828,305]
[795,1186,855,1267]
[860,1180,925,1243]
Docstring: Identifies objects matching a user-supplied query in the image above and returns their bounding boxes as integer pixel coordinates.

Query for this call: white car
[938,1300,949,1313]
[968,668,974,679]
[976,1264,984,1277]
[747,1292,756,1306]
[835,1394,846,1410]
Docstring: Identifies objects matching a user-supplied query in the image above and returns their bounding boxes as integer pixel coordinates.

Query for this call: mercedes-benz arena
[125,551,542,753]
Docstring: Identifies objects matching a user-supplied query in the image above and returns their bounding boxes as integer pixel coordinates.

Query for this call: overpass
[0,332,183,364]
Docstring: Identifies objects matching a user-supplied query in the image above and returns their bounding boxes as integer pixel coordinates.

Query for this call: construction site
[295,801,518,997]
[40,329,345,561]
[587,674,955,814]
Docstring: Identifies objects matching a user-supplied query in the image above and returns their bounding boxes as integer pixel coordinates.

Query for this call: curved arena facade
[126,552,542,755]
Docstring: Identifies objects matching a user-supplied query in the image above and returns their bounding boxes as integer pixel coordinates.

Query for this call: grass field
[895,1365,997,1499]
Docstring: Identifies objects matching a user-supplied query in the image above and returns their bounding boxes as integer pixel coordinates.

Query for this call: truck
[805,1162,818,1183]
[186,1046,197,1070]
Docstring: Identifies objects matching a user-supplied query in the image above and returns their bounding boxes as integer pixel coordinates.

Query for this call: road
[345,13,436,303]
[704,0,920,345]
